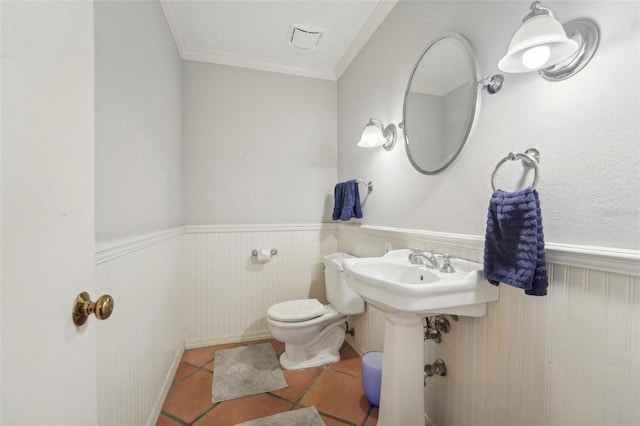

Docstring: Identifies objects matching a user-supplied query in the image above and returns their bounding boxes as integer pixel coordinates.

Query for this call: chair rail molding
[95,227,184,264]
[338,224,640,277]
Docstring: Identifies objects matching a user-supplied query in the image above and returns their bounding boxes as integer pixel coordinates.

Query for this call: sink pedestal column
[378,312,425,426]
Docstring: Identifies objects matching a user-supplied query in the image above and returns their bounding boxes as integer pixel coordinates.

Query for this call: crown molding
[334,0,399,79]
[161,0,335,80]
[412,78,470,97]
[160,1,186,58]
[181,48,337,81]
[161,0,398,81]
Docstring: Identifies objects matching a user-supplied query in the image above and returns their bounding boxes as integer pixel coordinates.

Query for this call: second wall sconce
[498,1,599,81]
[357,118,397,151]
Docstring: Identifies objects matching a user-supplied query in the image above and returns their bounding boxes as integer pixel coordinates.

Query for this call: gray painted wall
[95,0,183,243]
[182,61,338,225]
[338,1,639,250]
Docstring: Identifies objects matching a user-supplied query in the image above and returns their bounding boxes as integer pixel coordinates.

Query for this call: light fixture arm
[523,1,554,22]
[367,118,384,131]
[479,74,504,94]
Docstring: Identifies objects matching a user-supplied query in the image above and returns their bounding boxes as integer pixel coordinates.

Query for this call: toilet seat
[267,299,326,323]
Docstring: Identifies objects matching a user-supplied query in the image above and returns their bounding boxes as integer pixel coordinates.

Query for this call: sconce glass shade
[357,118,397,151]
[498,2,599,81]
[499,13,578,73]
[358,123,385,147]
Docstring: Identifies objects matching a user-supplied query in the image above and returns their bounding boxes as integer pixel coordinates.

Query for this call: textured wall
[338,1,640,250]
[182,61,338,225]
[95,0,183,243]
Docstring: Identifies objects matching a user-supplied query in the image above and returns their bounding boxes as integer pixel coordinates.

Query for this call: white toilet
[267,252,364,370]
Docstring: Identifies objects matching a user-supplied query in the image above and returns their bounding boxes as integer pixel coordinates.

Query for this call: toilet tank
[323,253,364,315]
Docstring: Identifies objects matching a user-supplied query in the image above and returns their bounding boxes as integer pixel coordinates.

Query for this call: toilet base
[277,318,346,370]
[279,349,340,370]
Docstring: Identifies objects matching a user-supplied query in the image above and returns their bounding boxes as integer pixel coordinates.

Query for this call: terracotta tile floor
[158,339,379,426]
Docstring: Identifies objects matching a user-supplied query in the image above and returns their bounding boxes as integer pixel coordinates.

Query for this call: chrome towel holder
[355,179,373,193]
[491,148,540,191]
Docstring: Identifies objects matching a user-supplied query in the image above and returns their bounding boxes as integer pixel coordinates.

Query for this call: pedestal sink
[342,249,499,426]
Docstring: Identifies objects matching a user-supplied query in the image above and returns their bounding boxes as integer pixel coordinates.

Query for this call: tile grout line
[186,402,219,425]
[164,340,371,426]
[361,404,376,426]
[164,354,217,424]
[171,360,213,385]
[318,411,358,425]
[288,366,330,406]
[158,410,190,426]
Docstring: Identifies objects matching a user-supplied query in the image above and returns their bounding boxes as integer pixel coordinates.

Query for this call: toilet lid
[268,299,326,322]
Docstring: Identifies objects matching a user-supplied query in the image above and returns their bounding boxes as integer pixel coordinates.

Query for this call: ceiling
[160,0,398,80]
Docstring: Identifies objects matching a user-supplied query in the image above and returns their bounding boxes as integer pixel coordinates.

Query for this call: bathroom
[1,0,638,425]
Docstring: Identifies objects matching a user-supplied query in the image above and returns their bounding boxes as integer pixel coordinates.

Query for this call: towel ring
[491,149,540,191]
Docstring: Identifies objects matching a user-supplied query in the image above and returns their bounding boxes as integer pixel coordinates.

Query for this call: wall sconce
[498,1,599,81]
[357,118,397,151]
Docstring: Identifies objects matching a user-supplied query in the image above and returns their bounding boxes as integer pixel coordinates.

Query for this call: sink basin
[342,249,500,426]
[342,249,499,317]
[354,262,441,285]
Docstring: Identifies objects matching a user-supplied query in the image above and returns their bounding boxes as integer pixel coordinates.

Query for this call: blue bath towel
[483,188,548,296]
[332,180,362,221]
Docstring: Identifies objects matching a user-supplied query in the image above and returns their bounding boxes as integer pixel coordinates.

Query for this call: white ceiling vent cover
[288,24,324,50]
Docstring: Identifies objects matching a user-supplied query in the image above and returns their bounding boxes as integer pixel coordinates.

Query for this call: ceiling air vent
[288,24,324,50]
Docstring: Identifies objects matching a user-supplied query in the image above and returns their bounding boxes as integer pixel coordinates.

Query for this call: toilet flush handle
[72,292,114,326]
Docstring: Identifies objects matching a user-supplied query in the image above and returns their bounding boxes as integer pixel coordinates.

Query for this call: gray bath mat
[235,406,326,426]
[212,343,287,402]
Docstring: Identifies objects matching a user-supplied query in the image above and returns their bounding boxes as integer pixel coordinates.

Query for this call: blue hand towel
[483,188,548,296]
[332,182,344,220]
[332,180,362,221]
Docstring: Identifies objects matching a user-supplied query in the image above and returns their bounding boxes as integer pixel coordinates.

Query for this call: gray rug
[212,343,287,403]
[235,406,326,426]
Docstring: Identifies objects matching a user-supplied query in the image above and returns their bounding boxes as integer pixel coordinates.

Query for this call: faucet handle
[439,254,455,273]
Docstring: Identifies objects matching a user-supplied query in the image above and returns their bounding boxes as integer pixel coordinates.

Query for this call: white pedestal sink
[342,249,499,426]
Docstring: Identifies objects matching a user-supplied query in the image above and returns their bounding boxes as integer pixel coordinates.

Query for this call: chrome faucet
[408,249,440,270]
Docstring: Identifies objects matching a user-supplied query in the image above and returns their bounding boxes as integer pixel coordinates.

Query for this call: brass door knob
[72,292,114,326]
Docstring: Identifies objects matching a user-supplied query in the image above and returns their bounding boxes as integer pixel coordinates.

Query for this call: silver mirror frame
[402,33,482,175]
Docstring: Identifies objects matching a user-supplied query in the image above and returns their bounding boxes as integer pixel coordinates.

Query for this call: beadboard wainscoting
[337,224,640,426]
[95,228,185,426]
[182,224,338,348]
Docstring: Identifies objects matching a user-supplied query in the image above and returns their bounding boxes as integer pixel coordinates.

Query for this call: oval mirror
[403,33,480,174]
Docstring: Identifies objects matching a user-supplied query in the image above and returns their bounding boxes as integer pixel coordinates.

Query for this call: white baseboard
[184,330,274,349]
[425,413,436,426]
[345,334,365,357]
[146,345,185,426]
